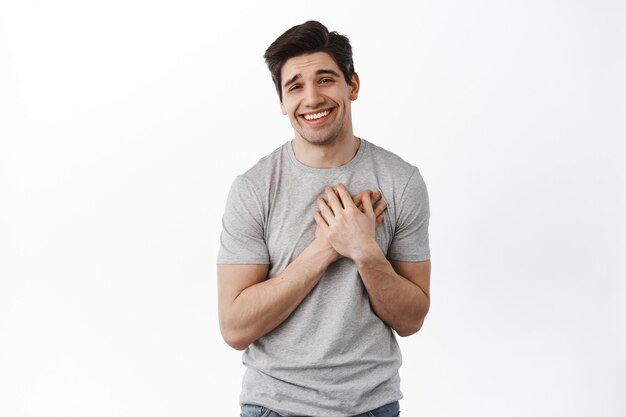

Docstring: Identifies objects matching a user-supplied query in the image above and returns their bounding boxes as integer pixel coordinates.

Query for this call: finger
[324,186,344,213]
[317,197,335,223]
[352,189,369,209]
[376,214,385,225]
[335,184,357,209]
[354,190,381,213]
[360,191,375,218]
[373,198,387,218]
[353,189,378,205]
[371,191,382,205]
[314,211,330,231]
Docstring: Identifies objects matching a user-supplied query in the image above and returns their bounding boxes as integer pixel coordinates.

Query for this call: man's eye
[289,85,301,92]
[320,78,333,84]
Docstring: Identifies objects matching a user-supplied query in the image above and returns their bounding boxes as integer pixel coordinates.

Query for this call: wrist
[307,240,341,269]
[352,241,385,267]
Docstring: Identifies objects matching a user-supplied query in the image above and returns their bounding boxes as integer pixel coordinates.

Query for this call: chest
[262,173,396,275]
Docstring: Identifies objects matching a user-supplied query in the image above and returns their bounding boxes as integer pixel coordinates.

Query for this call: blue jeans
[240,401,400,417]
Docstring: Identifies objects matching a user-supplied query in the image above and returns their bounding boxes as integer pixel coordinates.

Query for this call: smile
[303,109,331,120]
[300,108,335,125]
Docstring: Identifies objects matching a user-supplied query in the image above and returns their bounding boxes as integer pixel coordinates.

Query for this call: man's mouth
[300,108,334,124]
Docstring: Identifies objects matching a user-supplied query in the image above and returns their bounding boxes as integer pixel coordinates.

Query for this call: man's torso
[218,139,430,416]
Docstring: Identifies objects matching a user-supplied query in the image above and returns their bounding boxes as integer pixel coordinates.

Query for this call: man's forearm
[354,245,430,337]
[314,183,429,336]
[221,242,337,350]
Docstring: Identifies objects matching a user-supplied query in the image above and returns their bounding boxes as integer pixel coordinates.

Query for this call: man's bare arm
[315,184,430,336]
[218,190,387,350]
[218,238,338,351]
[355,254,430,336]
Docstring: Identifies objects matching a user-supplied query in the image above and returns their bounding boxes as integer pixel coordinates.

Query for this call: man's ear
[277,89,288,114]
[349,73,360,101]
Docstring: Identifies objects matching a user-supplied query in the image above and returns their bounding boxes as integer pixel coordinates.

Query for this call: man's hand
[314,184,386,261]
[312,187,387,262]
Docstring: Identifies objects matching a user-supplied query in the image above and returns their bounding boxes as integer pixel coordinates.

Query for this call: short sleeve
[387,167,431,262]
[217,175,270,264]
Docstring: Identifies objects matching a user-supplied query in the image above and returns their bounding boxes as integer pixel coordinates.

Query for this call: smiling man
[217,21,431,417]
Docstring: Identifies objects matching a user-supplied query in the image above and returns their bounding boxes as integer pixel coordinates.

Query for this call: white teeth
[303,110,330,120]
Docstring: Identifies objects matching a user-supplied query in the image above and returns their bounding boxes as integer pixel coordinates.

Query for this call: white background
[1,1,625,416]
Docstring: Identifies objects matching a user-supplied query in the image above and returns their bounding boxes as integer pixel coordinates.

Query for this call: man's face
[279,52,359,146]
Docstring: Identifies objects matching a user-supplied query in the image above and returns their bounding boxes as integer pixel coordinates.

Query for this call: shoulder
[363,139,424,186]
[240,142,286,177]
[233,142,289,188]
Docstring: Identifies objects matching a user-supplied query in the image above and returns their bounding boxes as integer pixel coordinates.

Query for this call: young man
[217,21,431,417]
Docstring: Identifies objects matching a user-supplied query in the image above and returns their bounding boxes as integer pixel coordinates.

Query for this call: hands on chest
[218,182,429,350]
[313,183,387,263]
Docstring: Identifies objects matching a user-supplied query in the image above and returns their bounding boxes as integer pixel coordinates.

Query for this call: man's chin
[298,130,342,146]
[302,136,337,146]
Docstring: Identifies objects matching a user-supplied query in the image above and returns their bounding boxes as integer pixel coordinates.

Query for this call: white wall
[1,1,625,416]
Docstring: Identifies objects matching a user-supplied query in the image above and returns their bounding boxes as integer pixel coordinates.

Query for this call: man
[217,20,431,417]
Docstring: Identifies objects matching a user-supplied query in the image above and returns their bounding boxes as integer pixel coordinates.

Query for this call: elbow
[221,329,251,351]
[219,310,251,350]
[226,338,250,351]
[397,298,430,337]
[219,321,252,351]
[395,317,426,338]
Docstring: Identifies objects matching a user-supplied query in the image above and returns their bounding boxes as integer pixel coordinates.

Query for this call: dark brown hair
[263,20,355,101]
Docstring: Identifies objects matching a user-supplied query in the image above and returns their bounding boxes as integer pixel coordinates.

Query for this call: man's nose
[303,85,324,107]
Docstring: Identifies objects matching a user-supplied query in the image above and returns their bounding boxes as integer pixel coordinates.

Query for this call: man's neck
[291,135,361,169]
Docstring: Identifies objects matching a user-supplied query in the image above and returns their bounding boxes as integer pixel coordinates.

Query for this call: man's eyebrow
[316,69,341,77]
[282,69,341,88]
[283,74,301,88]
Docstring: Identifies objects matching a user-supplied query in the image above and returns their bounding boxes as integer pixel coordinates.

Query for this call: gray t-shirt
[218,139,430,416]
